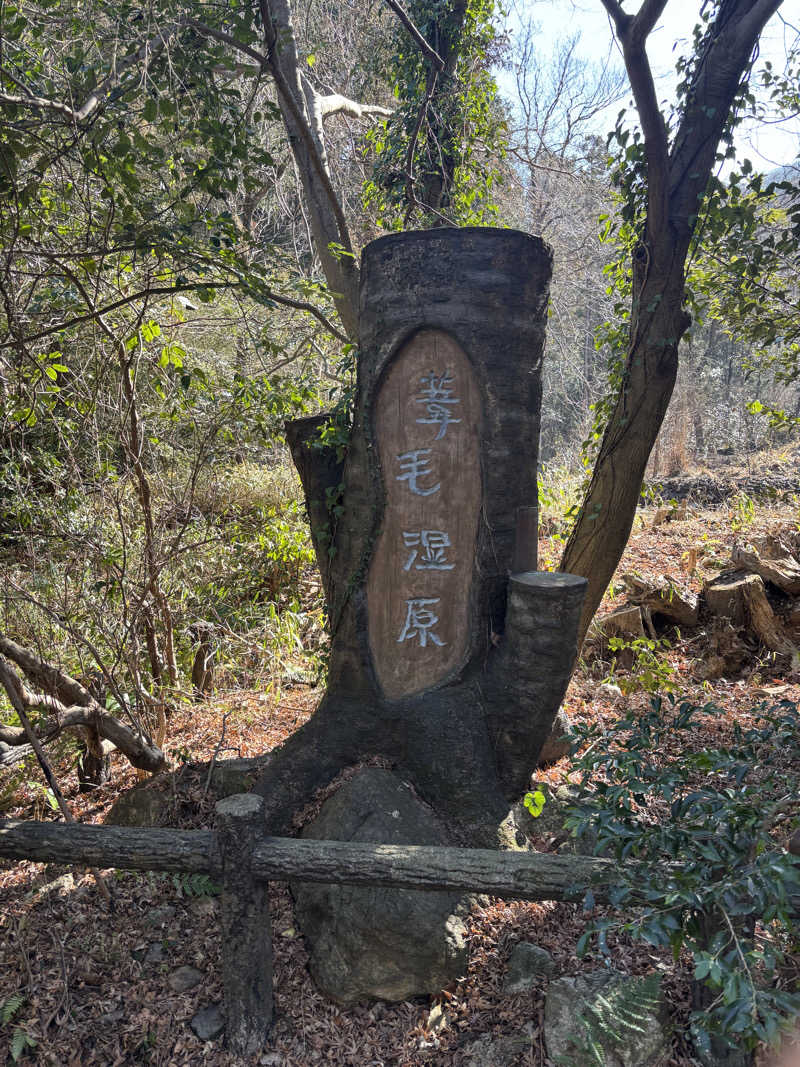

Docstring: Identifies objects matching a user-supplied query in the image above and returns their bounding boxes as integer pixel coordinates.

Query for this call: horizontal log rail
[0,817,618,903]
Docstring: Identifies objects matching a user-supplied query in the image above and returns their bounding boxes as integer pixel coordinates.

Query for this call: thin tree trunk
[562,254,690,642]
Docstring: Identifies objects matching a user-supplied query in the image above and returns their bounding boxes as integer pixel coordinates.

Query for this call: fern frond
[1,993,25,1026]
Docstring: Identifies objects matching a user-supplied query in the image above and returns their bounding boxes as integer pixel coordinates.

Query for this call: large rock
[106,774,172,827]
[106,757,267,827]
[292,768,469,1005]
[544,970,670,1067]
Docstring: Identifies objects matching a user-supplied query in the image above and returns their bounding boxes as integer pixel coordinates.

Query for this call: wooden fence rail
[0,795,618,1057]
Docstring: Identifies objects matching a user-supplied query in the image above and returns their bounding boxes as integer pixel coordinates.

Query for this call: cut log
[0,819,216,873]
[695,618,749,681]
[216,795,273,1054]
[1,816,795,910]
[0,817,636,905]
[703,570,753,627]
[590,604,644,640]
[623,573,699,626]
[741,577,797,656]
[651,503,688,527]
[731,540,800,596]
[704,572,796,656]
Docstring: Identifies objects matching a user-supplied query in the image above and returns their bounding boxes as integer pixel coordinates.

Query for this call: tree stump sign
[262,227,587,844]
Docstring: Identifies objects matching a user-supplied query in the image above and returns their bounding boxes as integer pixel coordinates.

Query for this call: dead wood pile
[588,529,800,680]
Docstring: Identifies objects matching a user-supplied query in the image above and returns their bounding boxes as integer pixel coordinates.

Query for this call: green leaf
[523,789,546,818]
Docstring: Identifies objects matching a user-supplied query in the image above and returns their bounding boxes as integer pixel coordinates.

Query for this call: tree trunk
[255,228,586,844]
[561,266,690,643]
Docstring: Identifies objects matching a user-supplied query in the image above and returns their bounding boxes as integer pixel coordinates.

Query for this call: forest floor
[1,490,799,1066]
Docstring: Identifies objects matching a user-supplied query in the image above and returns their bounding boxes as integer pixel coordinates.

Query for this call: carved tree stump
[254,228,586,845]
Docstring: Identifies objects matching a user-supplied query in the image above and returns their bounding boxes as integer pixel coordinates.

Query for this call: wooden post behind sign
[258,227,586,845]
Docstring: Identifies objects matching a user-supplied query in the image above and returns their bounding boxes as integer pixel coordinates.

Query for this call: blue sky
[500,0,800,171]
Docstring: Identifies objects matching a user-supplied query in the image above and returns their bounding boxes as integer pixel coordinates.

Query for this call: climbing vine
[363,0,506,228]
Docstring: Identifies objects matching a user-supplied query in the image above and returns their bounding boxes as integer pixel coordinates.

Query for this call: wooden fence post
[215,793,273,1056]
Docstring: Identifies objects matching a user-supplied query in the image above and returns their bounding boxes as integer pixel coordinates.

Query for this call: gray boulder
[503,942,556,992]
[292,768,469,1005]
[190,1003,224,1042]
[544,970,670,1067]
[169,965,203,993]
[106,775,172,827]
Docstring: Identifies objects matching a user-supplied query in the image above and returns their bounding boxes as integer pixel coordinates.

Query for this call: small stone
[144,942,166,964]
[426,1003,448,1032]
[190,1003,225,1042]
[503,942,556,992]
[259,1054,283,1066]
[462,1023,535,1067]
[189,895,218,918]
[168,965,203,993]
[545,970,669,1067]
[144,905,176,928]
[599,683,623,699]
[99,1008,125,1025]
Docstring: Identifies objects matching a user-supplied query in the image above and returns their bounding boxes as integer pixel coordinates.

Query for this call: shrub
[564,696,800,1060]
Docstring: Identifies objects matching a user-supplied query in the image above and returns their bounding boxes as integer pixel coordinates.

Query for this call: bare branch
[0,21,183,123]
[259,0,359,338]
[599,0,669,232]
[0,281,237,352]
[258,287,350,342]
[184,19,268,68]
[0,652,166,773]
[0,634,93,707]
[598,0,632,36]
[0,90,84,119]
[668,0,784,227]
[630,0,670,44]
[0,657,114,904]
[0,17,268,125]
[318,94,392,120]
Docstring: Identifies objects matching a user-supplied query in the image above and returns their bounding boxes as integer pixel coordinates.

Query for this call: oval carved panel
[367,329,482,700]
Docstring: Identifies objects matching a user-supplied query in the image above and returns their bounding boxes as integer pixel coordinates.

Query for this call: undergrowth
[563,696,800,1061]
